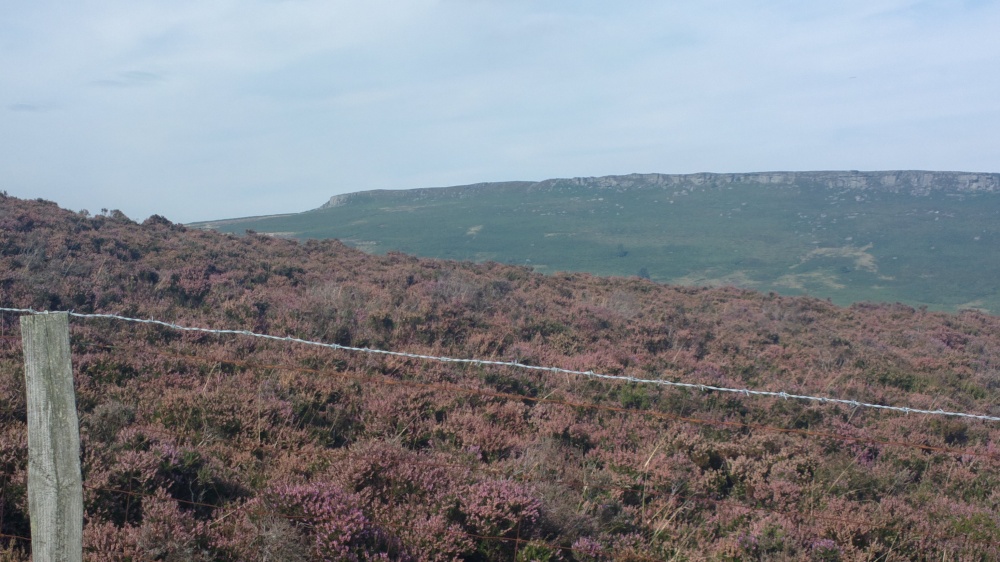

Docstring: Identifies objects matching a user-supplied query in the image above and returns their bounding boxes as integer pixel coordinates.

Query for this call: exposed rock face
[318,171,1000,209]
[321,194,352,208]
[551,171,1000,195]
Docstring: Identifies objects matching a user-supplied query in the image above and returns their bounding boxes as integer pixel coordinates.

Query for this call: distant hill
[192,171,1000,313]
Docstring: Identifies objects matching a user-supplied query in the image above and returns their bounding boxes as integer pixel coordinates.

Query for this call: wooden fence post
[21,312,82,562]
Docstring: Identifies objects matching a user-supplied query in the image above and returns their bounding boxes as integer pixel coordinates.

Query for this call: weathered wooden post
[20,312,82,562]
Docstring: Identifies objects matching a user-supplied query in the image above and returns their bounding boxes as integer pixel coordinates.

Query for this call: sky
[2,1,999,223]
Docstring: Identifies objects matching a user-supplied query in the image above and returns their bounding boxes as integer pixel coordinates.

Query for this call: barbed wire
[0,531,30,544]
[46,342,999,553]
[2,306,998,423]
[53,339,990,547]
[2,294,997,559]
[56,342,998,535]
[149,346,999,459]
[74,354,989,536]
[1,339,990,554]
[3,310,997,551]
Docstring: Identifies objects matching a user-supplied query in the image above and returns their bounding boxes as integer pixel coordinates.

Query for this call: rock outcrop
[318,171,1000,209]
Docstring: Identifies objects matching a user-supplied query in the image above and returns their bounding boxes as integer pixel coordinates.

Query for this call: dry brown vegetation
[0,195,997,560]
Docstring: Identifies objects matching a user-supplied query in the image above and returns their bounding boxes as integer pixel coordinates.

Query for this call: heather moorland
[0,195,998,560]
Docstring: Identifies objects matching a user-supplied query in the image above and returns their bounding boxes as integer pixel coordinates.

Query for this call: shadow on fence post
[21,312,82,562]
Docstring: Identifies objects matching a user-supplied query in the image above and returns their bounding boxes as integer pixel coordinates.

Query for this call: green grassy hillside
[194,171,1000,313]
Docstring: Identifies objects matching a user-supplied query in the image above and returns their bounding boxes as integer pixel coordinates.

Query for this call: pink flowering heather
[460,478,543,559]
[268,481,408,561]
[0,196,998,559]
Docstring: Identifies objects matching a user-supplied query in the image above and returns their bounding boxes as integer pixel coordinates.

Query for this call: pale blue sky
[3,1,999,222]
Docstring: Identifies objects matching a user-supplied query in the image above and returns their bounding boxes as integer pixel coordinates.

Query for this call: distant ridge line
[319,170,1000,209]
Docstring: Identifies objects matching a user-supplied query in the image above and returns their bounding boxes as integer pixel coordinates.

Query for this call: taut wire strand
[2,307,998,422]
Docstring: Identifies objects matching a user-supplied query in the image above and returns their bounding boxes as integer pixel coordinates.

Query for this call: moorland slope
[1,195,998,560]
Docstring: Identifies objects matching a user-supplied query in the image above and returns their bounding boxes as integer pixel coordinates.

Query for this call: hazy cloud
[8,103,51,112]
[93,70,163,88]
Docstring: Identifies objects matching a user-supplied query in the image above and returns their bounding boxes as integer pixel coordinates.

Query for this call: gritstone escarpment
[196,170,1000,314]
[318,171,1000,208]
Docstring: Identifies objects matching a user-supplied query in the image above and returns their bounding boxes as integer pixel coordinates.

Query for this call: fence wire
[150,345,1000,460]
[2,307,998,422]
[1,307,998,557]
